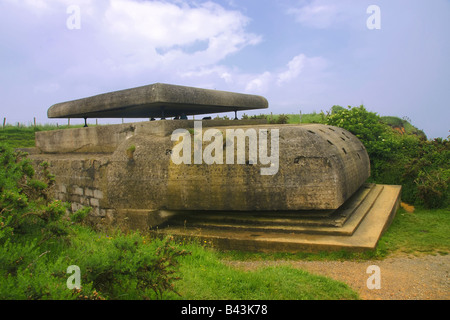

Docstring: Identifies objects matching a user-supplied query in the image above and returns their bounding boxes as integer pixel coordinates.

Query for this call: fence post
[34,117,36,128]
[2,118,5,129]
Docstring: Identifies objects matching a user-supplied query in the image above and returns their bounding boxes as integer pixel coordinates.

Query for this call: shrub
[415,168,449,209]
[275,114,290,124]
[380,116,405,128]
[267,114,290,124]
[325,105,398,183]
[0,143,190,299]
[331,105,346,114]
[0,145,70,239]
[325,106,449,208]
[250,114,269,120]
[325,105,392,155]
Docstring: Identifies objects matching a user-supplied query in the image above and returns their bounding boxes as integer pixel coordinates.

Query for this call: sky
[0,0,449,139]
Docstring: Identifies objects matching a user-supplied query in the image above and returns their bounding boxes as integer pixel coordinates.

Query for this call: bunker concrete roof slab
[47,83,268,119]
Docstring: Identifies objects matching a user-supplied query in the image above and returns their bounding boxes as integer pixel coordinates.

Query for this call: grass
[287,112,325,124]
[217,207,450,262]
[0,124,84,148]
[0,126,37,148]
[162,242,358,300]
[244,112,325,125]
[142,205,450,299]
[0,223,360,300]
[378,207,450,256]
[11,204,445,300]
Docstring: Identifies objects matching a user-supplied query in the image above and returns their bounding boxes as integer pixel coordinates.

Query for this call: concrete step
[154,184,401,252]
[159,184,382,236]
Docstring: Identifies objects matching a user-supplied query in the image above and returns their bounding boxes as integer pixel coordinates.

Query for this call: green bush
[275,114,290,124]
[325,105,392,155]
[325,106,449,208]
[380,116,405,128]
[331,105,346,114]
[415,169,449,208]
[0,144,190,300]
[249,114,270,120]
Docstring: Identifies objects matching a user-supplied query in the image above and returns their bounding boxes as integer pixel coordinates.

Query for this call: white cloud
[101,0,261,70]
[1,1,329,117]
[276,54,328,88]
[245,72,272,93]
[179,52,327,98]
[2,0,261,81]
[287,0,360,29]
[277,54,306,85]
[288,3,338,28]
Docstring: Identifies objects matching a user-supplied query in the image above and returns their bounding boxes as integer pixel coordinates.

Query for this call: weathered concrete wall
[29,120,370,227]
[35,119,267,153]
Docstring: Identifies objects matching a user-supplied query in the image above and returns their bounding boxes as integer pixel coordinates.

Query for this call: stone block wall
[29,153,116,226]
[54,184,113,218]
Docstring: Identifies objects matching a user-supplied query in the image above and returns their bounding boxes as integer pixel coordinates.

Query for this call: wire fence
[1,117,98,130]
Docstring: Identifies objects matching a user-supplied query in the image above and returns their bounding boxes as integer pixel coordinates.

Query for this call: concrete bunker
[28,83,401,252]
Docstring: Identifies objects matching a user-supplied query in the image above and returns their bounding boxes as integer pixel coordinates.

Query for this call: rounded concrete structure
[103,122,370,211]
[32,121,370,213]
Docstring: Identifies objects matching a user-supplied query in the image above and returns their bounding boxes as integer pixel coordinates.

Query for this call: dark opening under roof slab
[47,83,268,119]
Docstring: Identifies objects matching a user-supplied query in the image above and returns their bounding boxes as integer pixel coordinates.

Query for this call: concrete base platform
[153,184,401,252]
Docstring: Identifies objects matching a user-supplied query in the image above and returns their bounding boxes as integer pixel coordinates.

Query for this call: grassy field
[0,126,38,148]
[0,222,360,300]
[0,124,84,149]
[173,248,358,300]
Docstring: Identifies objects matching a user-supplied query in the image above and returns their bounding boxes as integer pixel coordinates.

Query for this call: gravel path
[225,254,450,300]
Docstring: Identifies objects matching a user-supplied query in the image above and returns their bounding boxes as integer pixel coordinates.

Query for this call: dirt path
[225,254,450,300]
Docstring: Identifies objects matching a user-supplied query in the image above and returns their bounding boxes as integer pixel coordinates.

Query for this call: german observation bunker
[27,83,401,252]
